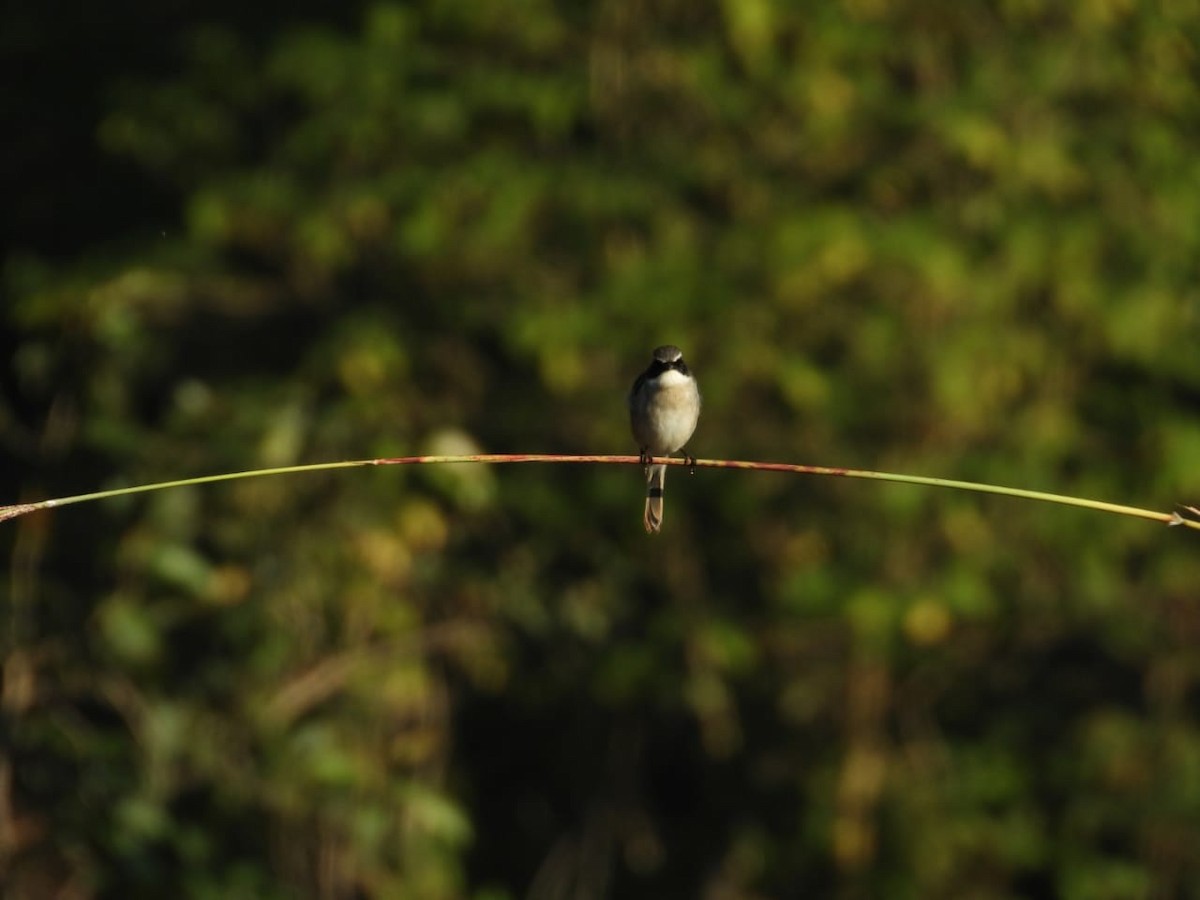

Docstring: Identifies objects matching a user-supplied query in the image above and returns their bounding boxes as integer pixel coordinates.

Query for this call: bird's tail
[644,463,666,533]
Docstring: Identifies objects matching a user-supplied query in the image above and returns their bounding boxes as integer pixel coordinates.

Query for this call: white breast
[631,370,700,455]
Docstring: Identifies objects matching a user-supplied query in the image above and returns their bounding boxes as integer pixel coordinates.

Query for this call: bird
[628,345,701,533]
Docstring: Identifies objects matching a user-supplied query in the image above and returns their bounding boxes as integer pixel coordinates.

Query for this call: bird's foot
[684,452,697,475]
[639,448,652,474]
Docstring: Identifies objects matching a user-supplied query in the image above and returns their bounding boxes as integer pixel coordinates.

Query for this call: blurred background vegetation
[4,1,1200,897]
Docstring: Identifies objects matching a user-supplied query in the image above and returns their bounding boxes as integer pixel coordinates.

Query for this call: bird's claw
[684,452,697,475]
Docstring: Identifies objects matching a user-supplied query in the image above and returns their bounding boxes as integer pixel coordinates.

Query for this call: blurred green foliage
[4,1,1200,898]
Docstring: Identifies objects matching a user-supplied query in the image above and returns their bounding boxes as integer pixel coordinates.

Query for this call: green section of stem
[829,468,1174,525]
[35,460,375,512]
[1,455,1196,531]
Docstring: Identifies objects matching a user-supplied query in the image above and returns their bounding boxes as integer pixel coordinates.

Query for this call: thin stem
[1,454,1197,532]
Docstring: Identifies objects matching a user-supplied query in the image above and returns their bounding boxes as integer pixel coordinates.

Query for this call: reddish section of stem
[0,502,49,523]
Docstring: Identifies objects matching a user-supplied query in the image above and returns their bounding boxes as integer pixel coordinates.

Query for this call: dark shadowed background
[4,2,1200,898]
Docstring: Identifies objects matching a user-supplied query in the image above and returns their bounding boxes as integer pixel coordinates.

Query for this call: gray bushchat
[628,345,701,533]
